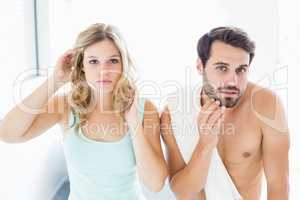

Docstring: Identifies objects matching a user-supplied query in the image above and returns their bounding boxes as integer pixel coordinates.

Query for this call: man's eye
[110,59,119,64]
[236,67,247,73]
[88,59,99,64]
[216,66,227,72]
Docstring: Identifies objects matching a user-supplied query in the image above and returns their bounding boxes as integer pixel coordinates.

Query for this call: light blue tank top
[62,98,146,200]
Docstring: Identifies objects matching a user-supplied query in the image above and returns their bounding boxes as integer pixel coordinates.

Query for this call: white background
[0,0,299,199]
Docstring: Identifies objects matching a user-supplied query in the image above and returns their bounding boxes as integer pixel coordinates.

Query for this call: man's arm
[160,98,223,199]
[258,90,290,200]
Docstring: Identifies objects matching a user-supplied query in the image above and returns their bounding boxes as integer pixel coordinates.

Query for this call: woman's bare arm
[132,100,169,192]
[0,51,74,143]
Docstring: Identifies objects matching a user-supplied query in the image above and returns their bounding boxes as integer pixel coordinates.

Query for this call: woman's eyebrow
[86,55,98,59]
[86,55,120,59]
[109,54,121,58]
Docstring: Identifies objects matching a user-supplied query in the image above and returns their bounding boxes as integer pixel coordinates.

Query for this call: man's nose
[224,72,238,86]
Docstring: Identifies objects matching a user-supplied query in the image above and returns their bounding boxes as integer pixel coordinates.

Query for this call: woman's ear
[196,58,204,75]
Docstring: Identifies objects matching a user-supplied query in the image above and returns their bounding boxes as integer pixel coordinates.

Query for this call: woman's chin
[94,85,114,93]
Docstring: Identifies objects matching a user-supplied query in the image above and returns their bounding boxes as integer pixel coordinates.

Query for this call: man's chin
[221,97,240,108]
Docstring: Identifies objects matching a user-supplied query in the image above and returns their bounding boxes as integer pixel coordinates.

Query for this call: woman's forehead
[84,39,120,58]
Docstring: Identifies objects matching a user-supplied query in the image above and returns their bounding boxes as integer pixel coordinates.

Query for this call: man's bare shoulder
[247,82,276,116]
[247,82,287,133]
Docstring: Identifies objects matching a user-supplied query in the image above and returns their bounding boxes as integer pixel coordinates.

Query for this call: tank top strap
[137,97,146,122]
[68,107,79,128]
[68,98,146,128]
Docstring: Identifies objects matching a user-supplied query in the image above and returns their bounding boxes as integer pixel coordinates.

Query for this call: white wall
[0,0,297,199]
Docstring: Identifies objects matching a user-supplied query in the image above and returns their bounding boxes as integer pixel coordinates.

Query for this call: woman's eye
[88,59,99,64]
[110,59,119,64]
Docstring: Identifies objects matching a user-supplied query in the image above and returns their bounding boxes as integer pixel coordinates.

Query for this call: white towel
[205,148,243,200]
[166,85,243,200]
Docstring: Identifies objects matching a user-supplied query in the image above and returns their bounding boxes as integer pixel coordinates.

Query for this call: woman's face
[82,39,122,94]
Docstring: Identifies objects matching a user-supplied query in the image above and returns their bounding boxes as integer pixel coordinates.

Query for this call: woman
[0,23,168,200]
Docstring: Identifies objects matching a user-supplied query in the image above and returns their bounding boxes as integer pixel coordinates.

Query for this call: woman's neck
[94,92,114,113]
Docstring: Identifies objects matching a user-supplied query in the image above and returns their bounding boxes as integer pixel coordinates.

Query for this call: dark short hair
[197,26,255,67]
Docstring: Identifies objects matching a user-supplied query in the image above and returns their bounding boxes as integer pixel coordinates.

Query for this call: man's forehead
[209,41,250,65]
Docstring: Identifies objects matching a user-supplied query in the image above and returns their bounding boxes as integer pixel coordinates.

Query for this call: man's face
[199,41,250,108]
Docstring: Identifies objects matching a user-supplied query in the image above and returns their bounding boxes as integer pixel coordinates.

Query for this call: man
[160,27,289,200]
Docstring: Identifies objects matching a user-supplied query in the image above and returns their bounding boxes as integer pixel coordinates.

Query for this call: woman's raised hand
[53,50,75,84]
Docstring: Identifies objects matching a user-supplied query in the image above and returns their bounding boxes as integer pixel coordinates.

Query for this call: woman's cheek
[114,66,123,79]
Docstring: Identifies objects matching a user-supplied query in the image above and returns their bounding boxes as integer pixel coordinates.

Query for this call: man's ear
[197,58,204,75]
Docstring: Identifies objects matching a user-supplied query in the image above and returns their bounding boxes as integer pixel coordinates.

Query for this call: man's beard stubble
[202,73,242,108]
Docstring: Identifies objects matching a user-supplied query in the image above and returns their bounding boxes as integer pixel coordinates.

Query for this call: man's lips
[219,90,239,95]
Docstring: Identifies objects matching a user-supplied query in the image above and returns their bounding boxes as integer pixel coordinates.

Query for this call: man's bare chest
[217,116,262,166]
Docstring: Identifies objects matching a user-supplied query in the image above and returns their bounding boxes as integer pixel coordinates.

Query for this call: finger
[65,49,76,56]
[201,93,216,110]
[201,100,221,123]
[202,96,222,114]
[61,50,75,62]
[205,106,221,126]
[64,54,75,63]
[205,110,224,135]
[208,109,224,128]
[211,113,225,135]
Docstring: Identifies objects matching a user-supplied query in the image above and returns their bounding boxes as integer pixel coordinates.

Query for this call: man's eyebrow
[237,64,249,68]
[213,62,230,66]
[213,62,249,68]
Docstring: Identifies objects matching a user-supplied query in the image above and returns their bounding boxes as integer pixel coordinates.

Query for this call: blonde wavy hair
[68,23,136,130]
